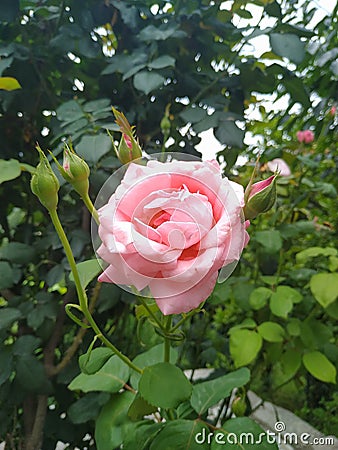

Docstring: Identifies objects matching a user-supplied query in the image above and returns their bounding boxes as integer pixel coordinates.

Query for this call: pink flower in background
[329,106,336,116]
[296,130,314,144]
[97,159,248,315]
[267,158,291,177]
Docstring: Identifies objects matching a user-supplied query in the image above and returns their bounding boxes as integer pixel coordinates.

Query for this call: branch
[25,395,48,450]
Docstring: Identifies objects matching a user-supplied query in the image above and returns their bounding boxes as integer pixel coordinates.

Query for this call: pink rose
[296,130,314,144]
[267,158,291,177]
[97,159,248,315]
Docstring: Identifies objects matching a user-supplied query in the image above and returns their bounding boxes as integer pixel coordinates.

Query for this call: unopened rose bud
[329,106,336,117]
[62,144,90,197]
[51,143,90,198]
[243,174,278,220]
[110,107,142,164]
[116,133,142,164]
[296,130,314,144]
[30,144,59,211]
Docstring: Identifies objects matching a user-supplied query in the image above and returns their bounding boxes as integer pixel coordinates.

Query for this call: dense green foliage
[0,0,337,449]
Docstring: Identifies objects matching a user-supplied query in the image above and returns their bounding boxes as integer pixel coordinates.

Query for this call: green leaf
[180,107,208,124]
[95,391,135,450]
[62,117,88,134]
[69,258,102,289]
[326,301,338,320]
[269,287,294,318]
[329,256,338,272]
[123,422,163,450]
[254,230,282,253]
[16,355,52,393]
[286,318,301,336]
[0,159,21,183]
[148,55,175,69]
[229,318,257,333]
[302,351,336,384]
[149,420,210,450]
[249,287,272,310]
[13,336,41,356]
[56,99,84,122]
[130,343,178,389]
[79,347,115,375]
[214,121,245,148]
[278,221,315,239]
[279,349,301,383]
[133,71,165,95]
[68,392,110,424]
[194,113,220,133]
[190,368,250,415]
[0,262,14,290]
[138,362,192,409]
[296,246,337,263]
[77,134,112,164]
[300,319,333,350]
[83,98,111,113]
[122,63,147,81]
[0,76,21,91]
[235,8,253,19]
[0,307,21,330]
[46,264,65,287]
[229,329,262,367]
[276,285,302,304]
[0,347,13,386]
[0,242,35,264]
[260,275,286,286]
[257,321,285,343]
[283,76,310,108]
[139,24,186,41]
[27,301,58,330]
[265,2,282,18]
[68,355,130,393]
[128,393,157,421]
[211,417,278,449]
[270,33,305,64]
[310,273,338,308]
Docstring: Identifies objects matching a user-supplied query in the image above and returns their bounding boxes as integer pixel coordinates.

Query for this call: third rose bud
[243,174,278,220]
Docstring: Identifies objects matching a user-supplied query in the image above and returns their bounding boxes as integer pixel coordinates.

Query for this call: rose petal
[152,270,218,315]
[98,262,150,291]
[116,172,172,218]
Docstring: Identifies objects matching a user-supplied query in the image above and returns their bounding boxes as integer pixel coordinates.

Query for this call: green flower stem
[170,309,198,333]
[82,193,99,225]
[164,315,172,363]
[49,209,88,311]
[49,208,143,374]
[133,289,164,331]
